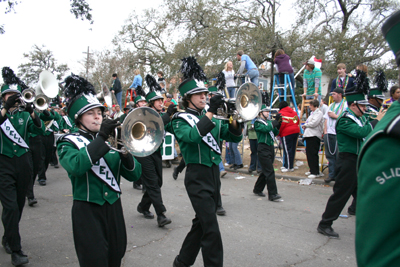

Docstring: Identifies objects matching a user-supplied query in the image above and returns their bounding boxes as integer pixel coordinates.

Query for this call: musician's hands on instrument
[208,94,224,114]
[376,108,386,121]
[4,94,20,110]
[166,103,177,116]
[25,103,34,114]
[98,118,121,141]
[43,109,51,117]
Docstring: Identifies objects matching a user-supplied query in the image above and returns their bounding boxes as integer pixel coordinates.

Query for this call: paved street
[0,164,357,267]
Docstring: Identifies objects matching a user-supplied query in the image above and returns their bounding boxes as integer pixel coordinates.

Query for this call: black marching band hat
[208,72,225,95]
[382,10,400,67]
[1,67,27,96]
[134,83,147,104]
[345,70,369,105]
[144,74,164,102]
[369,70,388,100]
[178,56,209,96]
[62,73,105,120]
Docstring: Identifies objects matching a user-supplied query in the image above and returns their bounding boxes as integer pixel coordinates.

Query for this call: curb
[225,167,334,186]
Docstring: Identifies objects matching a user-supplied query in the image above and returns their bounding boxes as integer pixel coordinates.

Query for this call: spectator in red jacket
[278,101,300,172]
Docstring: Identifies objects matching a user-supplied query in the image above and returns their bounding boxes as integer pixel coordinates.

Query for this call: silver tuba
[107,107,164,157]
[214,82,262,122]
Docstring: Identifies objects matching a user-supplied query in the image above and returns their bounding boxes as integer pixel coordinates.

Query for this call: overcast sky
[1,0,163,83]
[1,0,299,85]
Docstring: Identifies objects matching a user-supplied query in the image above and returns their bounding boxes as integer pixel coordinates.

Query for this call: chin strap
[149,102,162,113]
[355,103,365,115]
[188,99,203,113]
[80,123,98,136]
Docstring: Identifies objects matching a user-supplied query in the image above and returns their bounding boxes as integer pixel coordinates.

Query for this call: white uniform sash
[0,118,29,149]
[53,120,59,130]
[63,116,72,128]
[64,135,121,193]
[178,113,221,154]
[256,118,275,140]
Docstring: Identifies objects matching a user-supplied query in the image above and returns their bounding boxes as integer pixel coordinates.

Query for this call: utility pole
[82,46,93,79]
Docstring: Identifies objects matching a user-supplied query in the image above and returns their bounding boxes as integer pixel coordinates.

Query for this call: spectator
[274,49,295,102]
[323,88,347,183]
[164,94,177,108]
[247,120,262,174]
[303,59,322,102]
[222,61,236,98]
[129,69,143,95]
[110,105,116,119]
[113,105,123,119]
[278,101,300,172]
[157,71,166,87]
[111,73,122,107]
[320,98,329,115]
[302,100,324,179]
[236,50,259,85]
[382,85,400,109]
[330,63,355,93]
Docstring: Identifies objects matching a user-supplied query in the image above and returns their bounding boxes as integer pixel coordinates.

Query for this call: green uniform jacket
[335,108,373,155]
[254,118,279,146]
[49,112,62,133]
[0,110,45,158]
[57,131,142,205]
[356,100,400,267]
[171,109,242,167]
[60,115,76,132]
[29,111,54,138]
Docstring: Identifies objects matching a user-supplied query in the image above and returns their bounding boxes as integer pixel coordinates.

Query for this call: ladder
[270,73,303,135]
[124,89,137,108]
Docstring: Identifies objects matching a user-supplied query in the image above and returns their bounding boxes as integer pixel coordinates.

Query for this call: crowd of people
[1,10,400,266]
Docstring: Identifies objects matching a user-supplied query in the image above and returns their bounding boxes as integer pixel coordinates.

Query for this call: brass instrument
[281,115,299,124]
[18,70,58,111]
[107,107,164,157]
[213,82,262,122]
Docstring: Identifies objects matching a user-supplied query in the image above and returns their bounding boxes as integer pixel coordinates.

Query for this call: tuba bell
[107,107,164,157]
[213,82,262,122]
[34,70,58,111]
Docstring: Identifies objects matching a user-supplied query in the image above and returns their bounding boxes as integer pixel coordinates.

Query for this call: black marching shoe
[233,164,243,170]
[28,198,37,207]
[268,194,281,201]
[173,255,189,267]
[53,164,59,169]
[2,238,12,254]
[216,206,226,216]
[173,167,179,180]
[347,209,356,216]
[317,225,339,238]
[11,250,29,266]
[253,190,266,197]
[157,213,172,227]
[137,205,154,219]
[38,180,46,186]
[133,183,142,190]
[324,177,335,183]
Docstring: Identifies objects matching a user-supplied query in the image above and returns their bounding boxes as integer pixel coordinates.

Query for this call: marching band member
[366,70,388,127]
[57,73,141,267]
[356,12,400,266]
[60,107,75,133]
[171,57,242,267]
[317,70,373,238]
[0,67,45,266]
[136,74,174,227]
[253,104,282,200]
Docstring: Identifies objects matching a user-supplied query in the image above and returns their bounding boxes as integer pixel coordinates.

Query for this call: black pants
[72,199,127,267]
[27,135,44,199]
[38,133,54,181]
[0,153,32,252]
[176,158,186,174]
[282,133,299,169]
[254,143,278,196]
[319,152,357,227]
[304,136,321,175]
[178,164,223,267]
[50,145,58,166]
[137,151,166,215]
